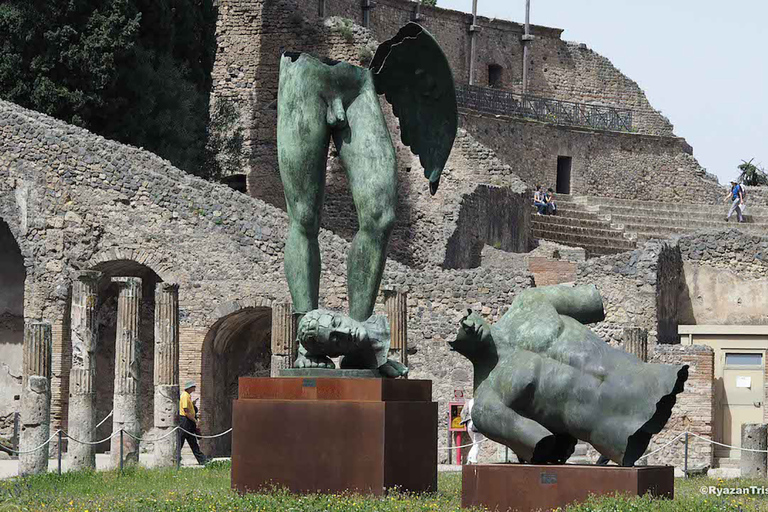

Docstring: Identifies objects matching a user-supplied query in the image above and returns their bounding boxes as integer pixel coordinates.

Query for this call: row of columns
[21,275,408,473]
[64,272,180,471]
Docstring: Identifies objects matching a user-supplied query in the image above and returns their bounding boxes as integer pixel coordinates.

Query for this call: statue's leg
[332,83,397,322]
[277,60,333,368]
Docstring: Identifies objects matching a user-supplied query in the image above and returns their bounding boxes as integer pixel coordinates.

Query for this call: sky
[438,0,767,185]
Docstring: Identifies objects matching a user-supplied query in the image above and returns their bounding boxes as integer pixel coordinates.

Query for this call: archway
[89,260,161,452]
[201,307,272,457]
[0,218,25,442]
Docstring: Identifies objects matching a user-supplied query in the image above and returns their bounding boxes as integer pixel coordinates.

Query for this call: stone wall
[290,0,672,134]
[677,229,768,325]
[460,111,723,204]
[646,345,714,470]
[0,98,535,462]
[576,239,676,347]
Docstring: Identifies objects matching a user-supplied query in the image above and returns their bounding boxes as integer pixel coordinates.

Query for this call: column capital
[112,276,142,286]
[156,282,179,292]
[74,270,103,284]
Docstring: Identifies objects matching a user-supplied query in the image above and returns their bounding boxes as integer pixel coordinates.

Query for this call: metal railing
[456,83,634,133]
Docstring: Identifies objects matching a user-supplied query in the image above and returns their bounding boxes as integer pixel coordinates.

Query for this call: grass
[1,463,767,511]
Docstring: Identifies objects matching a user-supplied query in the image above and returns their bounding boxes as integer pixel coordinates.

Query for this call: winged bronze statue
[277,23,457,376]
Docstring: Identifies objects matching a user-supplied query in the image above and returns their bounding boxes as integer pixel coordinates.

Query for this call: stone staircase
[582,196,768,244]
[532,194,768,257]
[532,195,637,258]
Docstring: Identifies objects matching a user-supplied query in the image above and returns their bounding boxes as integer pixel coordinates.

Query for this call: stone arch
[84,259,162,452]
[88,248,180,284]
[201,305,272,457]
[0,217,26,441]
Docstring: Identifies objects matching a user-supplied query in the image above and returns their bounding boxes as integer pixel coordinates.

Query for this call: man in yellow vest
[178,381,207,465]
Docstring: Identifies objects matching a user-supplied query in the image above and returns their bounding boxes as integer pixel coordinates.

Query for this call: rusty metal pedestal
[232,377,437,495]
[462,464,674,512]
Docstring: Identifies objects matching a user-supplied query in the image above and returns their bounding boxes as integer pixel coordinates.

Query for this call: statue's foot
[378,359,409,378]
[294,352,335,369]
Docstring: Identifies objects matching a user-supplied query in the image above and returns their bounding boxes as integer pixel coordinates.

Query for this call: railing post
[684,432,689,477]
[57,430,62,475]
[119,429,124,474]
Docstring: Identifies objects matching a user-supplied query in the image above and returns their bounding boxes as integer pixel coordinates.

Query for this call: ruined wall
[0,99,532,462]
[678,230,768,325]
[443,184,530,269]
[292,0,671,135]
[576,239,677,347]
[646,345,714,469]
[460,111,723,204]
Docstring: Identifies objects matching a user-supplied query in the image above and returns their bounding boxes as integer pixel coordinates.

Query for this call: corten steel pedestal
[231,377,437,495]
[462,464,674,512]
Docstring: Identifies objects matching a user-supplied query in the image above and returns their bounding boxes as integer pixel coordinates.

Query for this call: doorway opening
[488,64,503,88]
[556,156,572,195]
[201,307,272,457]
[0,218,25,443]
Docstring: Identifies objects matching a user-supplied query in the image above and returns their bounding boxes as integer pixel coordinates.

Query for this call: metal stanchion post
[57,430,63,475]
[684,432,689,477]
[119,429,124,474]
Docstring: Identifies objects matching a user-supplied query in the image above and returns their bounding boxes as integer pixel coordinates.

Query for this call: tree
[0,0,218,178]
[421,0,438,6]
[737,159,768,186]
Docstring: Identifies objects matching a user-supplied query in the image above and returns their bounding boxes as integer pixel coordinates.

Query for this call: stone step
[608,213,768,230]
[547,208,605,221]
[591,202,768,220]
[531,214,619,230]
[598,206,764,225]
[533,237,628,258]
[532,229,636,256]
[533,220,630,241]
[586,196,768,215]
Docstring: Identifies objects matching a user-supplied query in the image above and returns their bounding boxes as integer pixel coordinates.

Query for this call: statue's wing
[370,23,457,195]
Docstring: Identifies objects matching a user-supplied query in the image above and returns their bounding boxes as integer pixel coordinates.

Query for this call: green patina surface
[276,23,457,374]
[450,285,688,466]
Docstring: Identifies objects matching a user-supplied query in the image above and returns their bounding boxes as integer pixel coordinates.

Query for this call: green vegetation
[0,0,219,179]
[421,0,438,6]
[336,18,355,42]
[1,464,767,511]
[738,159,768,186]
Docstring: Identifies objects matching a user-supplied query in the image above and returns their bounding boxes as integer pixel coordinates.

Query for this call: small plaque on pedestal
[232,376,437,496]
[462,464,674,512]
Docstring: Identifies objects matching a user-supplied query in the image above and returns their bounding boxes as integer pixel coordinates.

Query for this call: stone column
[741,423,767,478]
[67,270,101,470]
[110,277,142,468]
[19,321,52,476]
[270,302,297,376]
[623,327,648,362]
[154,283,179,467]
[384,289,408,368]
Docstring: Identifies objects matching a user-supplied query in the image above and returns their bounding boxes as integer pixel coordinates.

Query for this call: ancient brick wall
[646,345,714,470]
[527,258,577,286]
[460,111,724,204]
[0,99,534,462]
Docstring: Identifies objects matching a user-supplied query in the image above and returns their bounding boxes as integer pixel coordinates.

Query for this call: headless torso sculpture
[277,24,457,377]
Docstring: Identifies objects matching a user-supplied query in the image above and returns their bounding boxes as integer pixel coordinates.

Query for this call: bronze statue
[277,23,457,375]
[449,285,688,466]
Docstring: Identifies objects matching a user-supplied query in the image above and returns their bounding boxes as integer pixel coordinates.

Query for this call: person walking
[459,398,485,464]
[725,180,744,223]
[177,381,207,465]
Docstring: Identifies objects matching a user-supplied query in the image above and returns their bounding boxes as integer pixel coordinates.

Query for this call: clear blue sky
[439,0,767,184]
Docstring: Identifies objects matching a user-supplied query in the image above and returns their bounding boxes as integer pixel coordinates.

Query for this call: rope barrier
[0,430,60,454]
[635,431,688,461]
[122,427,180,442]
[63,430,120,446]
[177,426,233,439]
[90,409,114,434]
[687,432,768,454]
[437,437,487,451]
